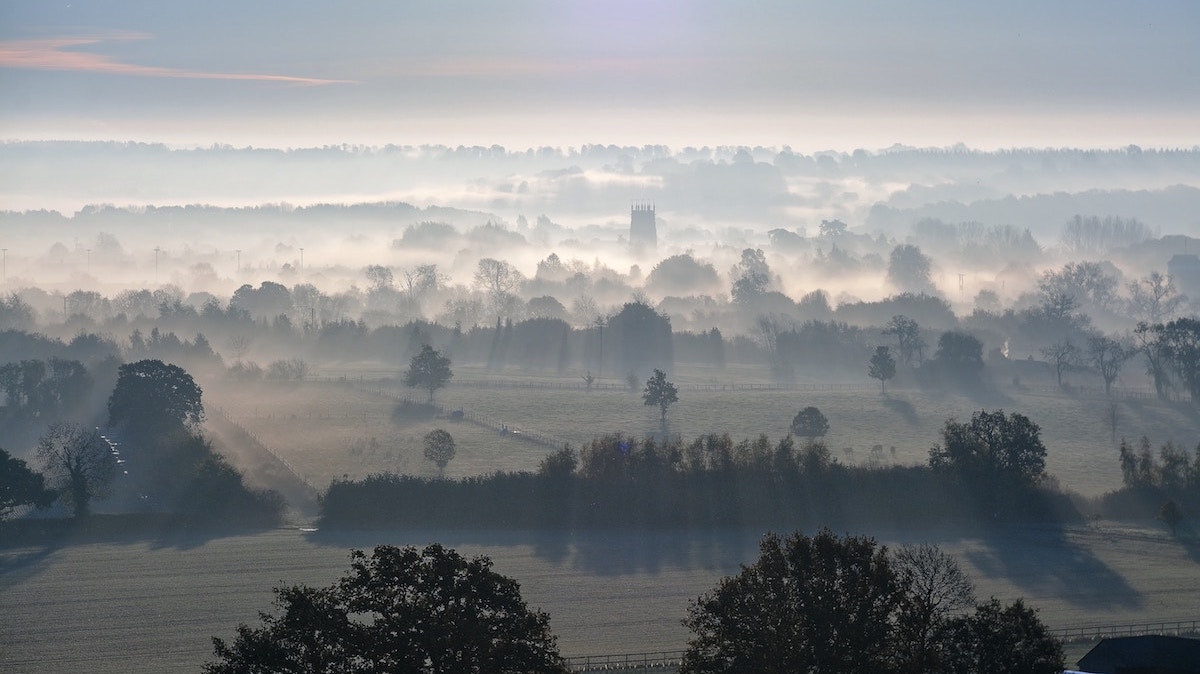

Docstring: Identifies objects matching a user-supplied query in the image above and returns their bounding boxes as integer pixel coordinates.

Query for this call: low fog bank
[2,141,1198,405]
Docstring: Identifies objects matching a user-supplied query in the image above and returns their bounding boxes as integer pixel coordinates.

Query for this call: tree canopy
[107,359,204,435]
[37,422,117,517]
[642,368,679,426]
[681,529,1063,674]
[403,344,452,403]
[929,409,1048,504]
[423,428,456,477]
[869,345,897,394]
[205,543,567,674]
[790,406,829,440]
[1,447,55,519]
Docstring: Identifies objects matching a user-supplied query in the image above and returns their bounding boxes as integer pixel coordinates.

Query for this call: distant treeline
[320,433,1079,530]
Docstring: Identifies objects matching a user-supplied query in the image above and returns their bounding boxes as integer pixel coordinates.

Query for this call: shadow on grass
[882,397,920,426]
[0,513,282,562]
[964,522,1143,611]
[304,526,764,577]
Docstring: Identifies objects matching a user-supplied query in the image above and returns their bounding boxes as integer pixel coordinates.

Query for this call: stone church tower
[630,203,657,256]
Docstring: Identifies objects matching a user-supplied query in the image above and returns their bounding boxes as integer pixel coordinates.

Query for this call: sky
[1,0,1199,151]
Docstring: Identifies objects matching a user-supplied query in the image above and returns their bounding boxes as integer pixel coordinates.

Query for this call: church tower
[630,202,657,256]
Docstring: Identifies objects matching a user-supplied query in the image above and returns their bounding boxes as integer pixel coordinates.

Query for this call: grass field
[205,364,1200,501]
[3,522,1198,673]
[4,364,1195,672]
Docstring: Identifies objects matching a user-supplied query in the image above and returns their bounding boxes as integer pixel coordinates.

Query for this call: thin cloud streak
[0,35,353,86]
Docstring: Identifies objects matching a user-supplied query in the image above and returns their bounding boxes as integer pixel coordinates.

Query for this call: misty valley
[2,143,1200,673]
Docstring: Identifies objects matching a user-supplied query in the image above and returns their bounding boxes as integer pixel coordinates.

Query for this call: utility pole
[86,248,91,274]
[958,273,965,303]
[154,247,161,284]
[299,247,304,273]
[236,249,241,273]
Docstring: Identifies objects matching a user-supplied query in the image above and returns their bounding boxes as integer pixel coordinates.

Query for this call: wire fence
[562,618,1200,672]
[365,385,572,451]
[209,406,318,493]
[1049,617,1200,643]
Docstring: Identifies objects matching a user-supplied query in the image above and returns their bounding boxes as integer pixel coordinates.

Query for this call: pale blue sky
[2,0,1197,149]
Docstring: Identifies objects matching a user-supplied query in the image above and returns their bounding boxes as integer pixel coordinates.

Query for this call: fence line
[561,619,1200,672]
[1049,617,1200,643]
[210,406,318,493]
[364,385,572,451]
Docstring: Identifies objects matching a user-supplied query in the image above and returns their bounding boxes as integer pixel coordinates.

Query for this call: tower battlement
[630,202,657,256]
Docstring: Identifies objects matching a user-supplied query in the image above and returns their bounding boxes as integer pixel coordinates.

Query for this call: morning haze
[2,2,1200,673]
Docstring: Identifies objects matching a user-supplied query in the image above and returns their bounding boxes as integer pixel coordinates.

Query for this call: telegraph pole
[154,247,161,284]
[236,249,241,272]
[299,247,304,273]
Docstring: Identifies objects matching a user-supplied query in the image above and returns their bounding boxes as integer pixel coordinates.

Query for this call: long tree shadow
[306,526,765,576]
[881,397,920,426]
[963,523,1143,611]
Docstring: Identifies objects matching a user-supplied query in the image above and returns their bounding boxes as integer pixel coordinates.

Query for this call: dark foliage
[107,359,204,436]
[205,544,567,674]
[1,447,55,518]
[681,529,905,674]
[939,598,1064,674]
[320,433,1077,531]
[680,531,1063,674]
[37,421,117,517]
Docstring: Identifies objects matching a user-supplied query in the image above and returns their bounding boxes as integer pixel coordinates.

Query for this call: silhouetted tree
[939,598,1064,674]
[1159,500,1184,535]
[894,544,976,673]
[1040,338,1080,388]
[642,368,678,428]
[404,344,452,403]
[681,530,906,674]
[423,429,456,477]
[730,248,771,303]
[1,447,55,519]
[205,544,567,674]
[1127,271,1184,324]
[790,406,829,440]
[869,346,897,394]
[888,244,935,294]
[36,422,116,517]
[1087,336,1130,395]
[1134,321,1172,400]
[108,359,204,436]
[931,331,984,384]
[1160,317,1200,403]
[884,315,925,366]
[929,410,1048,515]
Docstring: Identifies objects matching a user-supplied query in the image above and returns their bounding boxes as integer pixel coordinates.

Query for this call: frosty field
[3,523,1199,673]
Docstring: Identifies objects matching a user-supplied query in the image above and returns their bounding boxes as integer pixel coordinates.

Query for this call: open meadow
[206,364,1200,501]
[4,365,1198,672]
[3,522,1199,673]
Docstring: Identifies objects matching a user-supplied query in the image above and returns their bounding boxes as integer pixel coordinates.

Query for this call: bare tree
[1088,335,1131,395]
[1128,272,1184,324]
[894,544,976,672]
[473,258,524,318]
[37,422,117,517]
[1040,339,1080,387]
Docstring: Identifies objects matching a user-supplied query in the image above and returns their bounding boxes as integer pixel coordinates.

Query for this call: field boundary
[562,618,1200,672]
[363,384,573,451]
[209,406,319,493]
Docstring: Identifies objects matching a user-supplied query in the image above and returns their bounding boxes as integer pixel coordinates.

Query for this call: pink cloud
[0,34,352,85]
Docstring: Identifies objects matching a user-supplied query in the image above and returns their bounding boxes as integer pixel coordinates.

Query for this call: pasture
[3,522,1199,673]
[206,364,1200,500]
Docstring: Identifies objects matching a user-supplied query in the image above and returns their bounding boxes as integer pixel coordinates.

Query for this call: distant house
[1167,253,1200,298]
[1075,635,1200,674]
